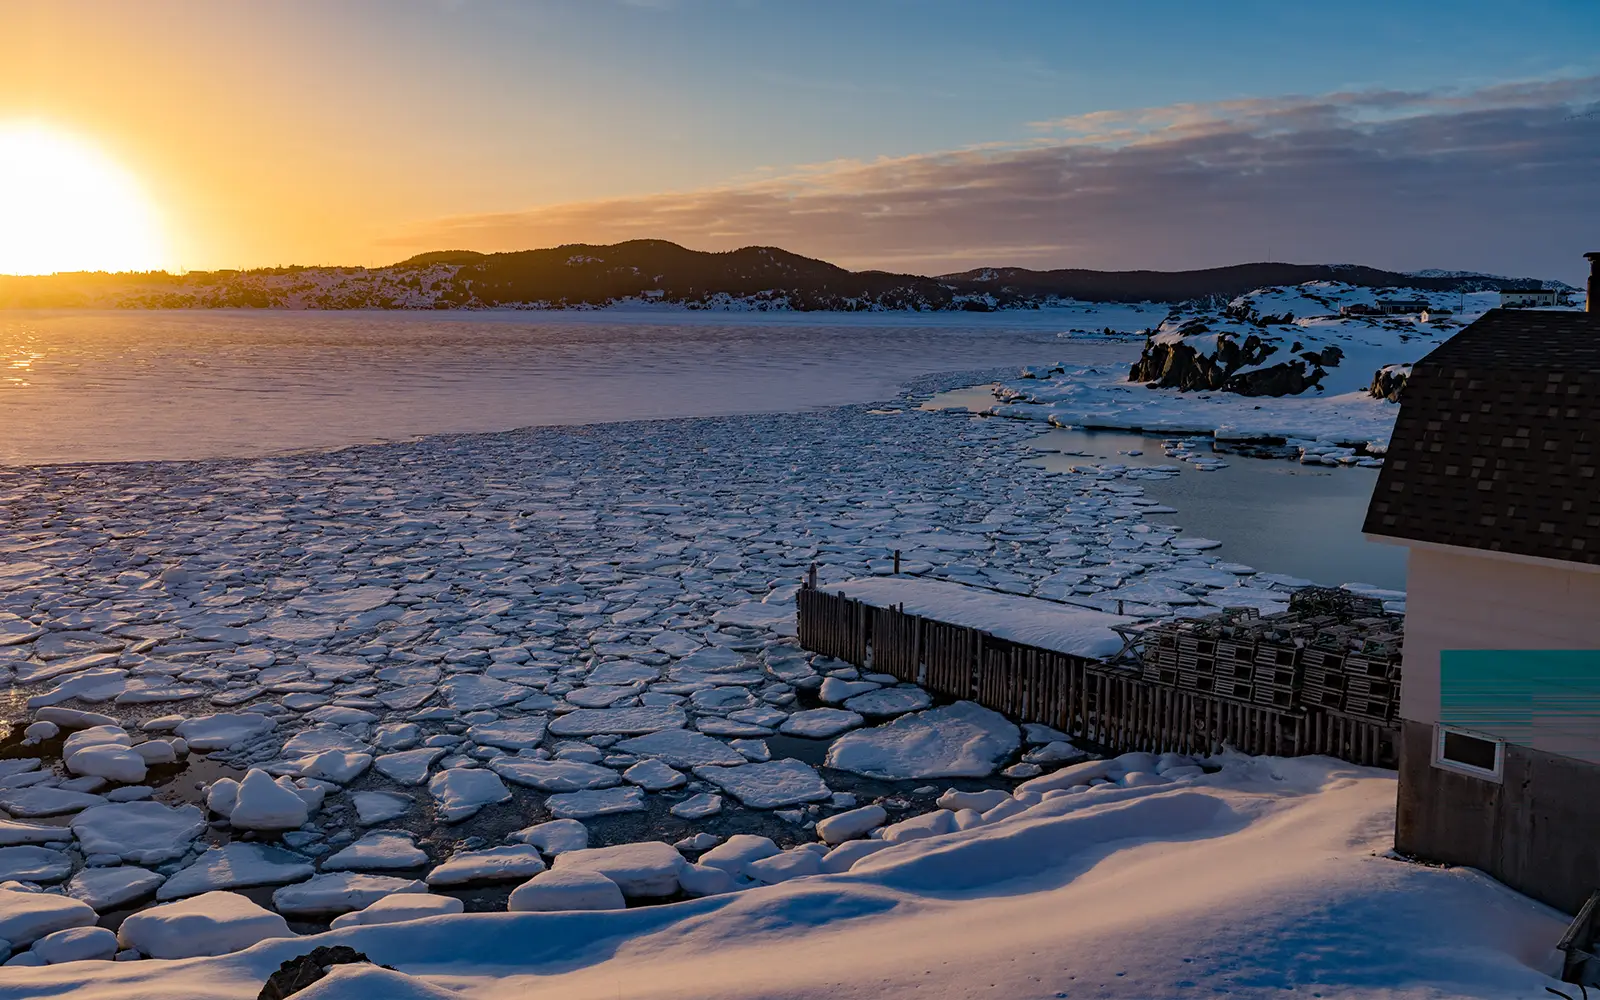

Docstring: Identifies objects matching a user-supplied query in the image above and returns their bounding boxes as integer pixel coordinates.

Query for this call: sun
[0,123,168,275]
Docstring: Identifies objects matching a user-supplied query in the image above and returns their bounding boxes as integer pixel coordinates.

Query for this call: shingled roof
[1364,308,1600,566]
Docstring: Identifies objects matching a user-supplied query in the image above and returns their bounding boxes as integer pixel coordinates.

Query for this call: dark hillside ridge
[0,240,1561,310]
[938,262,1552,303]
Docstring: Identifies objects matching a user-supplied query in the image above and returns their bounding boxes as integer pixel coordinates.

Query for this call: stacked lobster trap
[1140,587,1403,725]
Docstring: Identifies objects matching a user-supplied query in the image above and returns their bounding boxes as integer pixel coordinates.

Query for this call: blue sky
[4,0,1597,276]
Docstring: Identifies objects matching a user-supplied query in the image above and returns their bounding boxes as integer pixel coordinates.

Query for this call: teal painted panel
[1441,650,1600,761]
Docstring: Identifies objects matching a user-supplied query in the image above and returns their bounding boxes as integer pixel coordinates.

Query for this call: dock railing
[796,582,1396,768]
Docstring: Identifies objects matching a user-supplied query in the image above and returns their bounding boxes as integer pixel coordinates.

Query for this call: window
[1433,725,1504,782]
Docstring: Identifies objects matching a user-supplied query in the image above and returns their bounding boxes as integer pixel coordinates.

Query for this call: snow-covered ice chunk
[819,677,880,704]
[374,747,445,786]
[826,701,1020,780]
[174,713,274,751]
[116,891,292,959]
[33,925,118,964]
[428,767,511,822]
[509,818,588,854]
[820,839,892,874]
[547,707,687,737]
[816,804,888,845]
[439,675,529,711]
[490,758,620,792]
[426,845,546,886]
[712,602,795,634]
[507,869,624,912]
[288,586,395,616]
[936,788,1010,813]
[669,793,723,820]
[71,801,205,863]
[843,686,932,717]
[271,872,427,916]
[0,787,106,817]
[545,786,646,819]
[882,808,958,843]
[0,888,96,947]
[323,830,428,871]
[554,842,685,898]
[157,843,315,900]
[467,716,549,750]
[292,750,372,784]
[613,728,747,768]
[1024,741,1090,765]
[229,769,309,831]
[329,892,464,928]
[743,849,822,884]
[778,708,863,738]
[622,758,685,790]
[698,834,779,873]
[65,866,165,911]
[0,846,72,883]
[353,791,413,825]
[678,862,735,897]
[695,759,832,809]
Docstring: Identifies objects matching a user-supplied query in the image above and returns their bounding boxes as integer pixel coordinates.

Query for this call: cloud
[379,77,1600,281]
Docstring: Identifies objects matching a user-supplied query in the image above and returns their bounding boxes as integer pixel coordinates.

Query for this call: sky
[1,0,1598,280]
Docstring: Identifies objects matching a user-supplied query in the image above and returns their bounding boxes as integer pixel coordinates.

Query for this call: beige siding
[1402,547,1600,744]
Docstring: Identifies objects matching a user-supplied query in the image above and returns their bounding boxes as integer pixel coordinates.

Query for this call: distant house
[1499,288,1565,307]
[1341,297,1430,317]
[1363,276,1600,913]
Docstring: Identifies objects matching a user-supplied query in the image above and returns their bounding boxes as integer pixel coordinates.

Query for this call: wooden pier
[796,583,1397,768]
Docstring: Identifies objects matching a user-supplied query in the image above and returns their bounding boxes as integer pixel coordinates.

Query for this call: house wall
[1397,718,1600,914]
[1401,546,1600,737]
[1396,545,1600,913]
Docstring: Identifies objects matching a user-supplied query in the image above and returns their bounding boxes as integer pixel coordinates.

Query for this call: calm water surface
[0,310,1143,464]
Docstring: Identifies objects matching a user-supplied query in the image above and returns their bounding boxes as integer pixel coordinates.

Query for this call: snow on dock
[825,576,1134,660]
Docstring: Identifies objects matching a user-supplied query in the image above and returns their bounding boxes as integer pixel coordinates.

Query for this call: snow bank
[1,757,1566,999]
[825,576,1133,659]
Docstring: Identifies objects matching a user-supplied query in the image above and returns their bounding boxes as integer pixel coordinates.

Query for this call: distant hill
[0,240,1560,311]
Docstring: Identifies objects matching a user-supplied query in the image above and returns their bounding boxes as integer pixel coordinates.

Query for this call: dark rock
[1129,325,1281,392]
[1369,366,1410,402]
[1225,361,1324,396]
[259,946,394,1000]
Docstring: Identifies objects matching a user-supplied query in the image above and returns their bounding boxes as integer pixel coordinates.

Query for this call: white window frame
[1432,724,1505,782]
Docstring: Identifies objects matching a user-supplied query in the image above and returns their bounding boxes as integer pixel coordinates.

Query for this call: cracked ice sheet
[0,367,1333,924]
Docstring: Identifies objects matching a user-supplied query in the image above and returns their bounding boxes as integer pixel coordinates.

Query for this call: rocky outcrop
[1369,365,1410,402]
[1128,321,1278,390]
[1128,319,1331,396]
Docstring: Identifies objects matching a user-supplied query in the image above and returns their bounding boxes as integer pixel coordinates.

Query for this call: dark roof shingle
[1363,309,1600,565]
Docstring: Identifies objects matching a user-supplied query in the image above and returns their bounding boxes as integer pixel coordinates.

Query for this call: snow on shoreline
[973,284,1526,451]
[0,755,1566,999]
[988,367,1405,450]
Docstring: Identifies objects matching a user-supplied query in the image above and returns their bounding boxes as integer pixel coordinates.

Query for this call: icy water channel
[923,385,1406,592]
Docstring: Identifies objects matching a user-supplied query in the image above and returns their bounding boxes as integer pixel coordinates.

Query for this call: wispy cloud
[380,76,1600,280]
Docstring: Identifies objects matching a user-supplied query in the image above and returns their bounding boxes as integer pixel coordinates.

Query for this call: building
[1341,297,1431,317]
[1363,270,1600,914]
[1499,288,1565,307]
